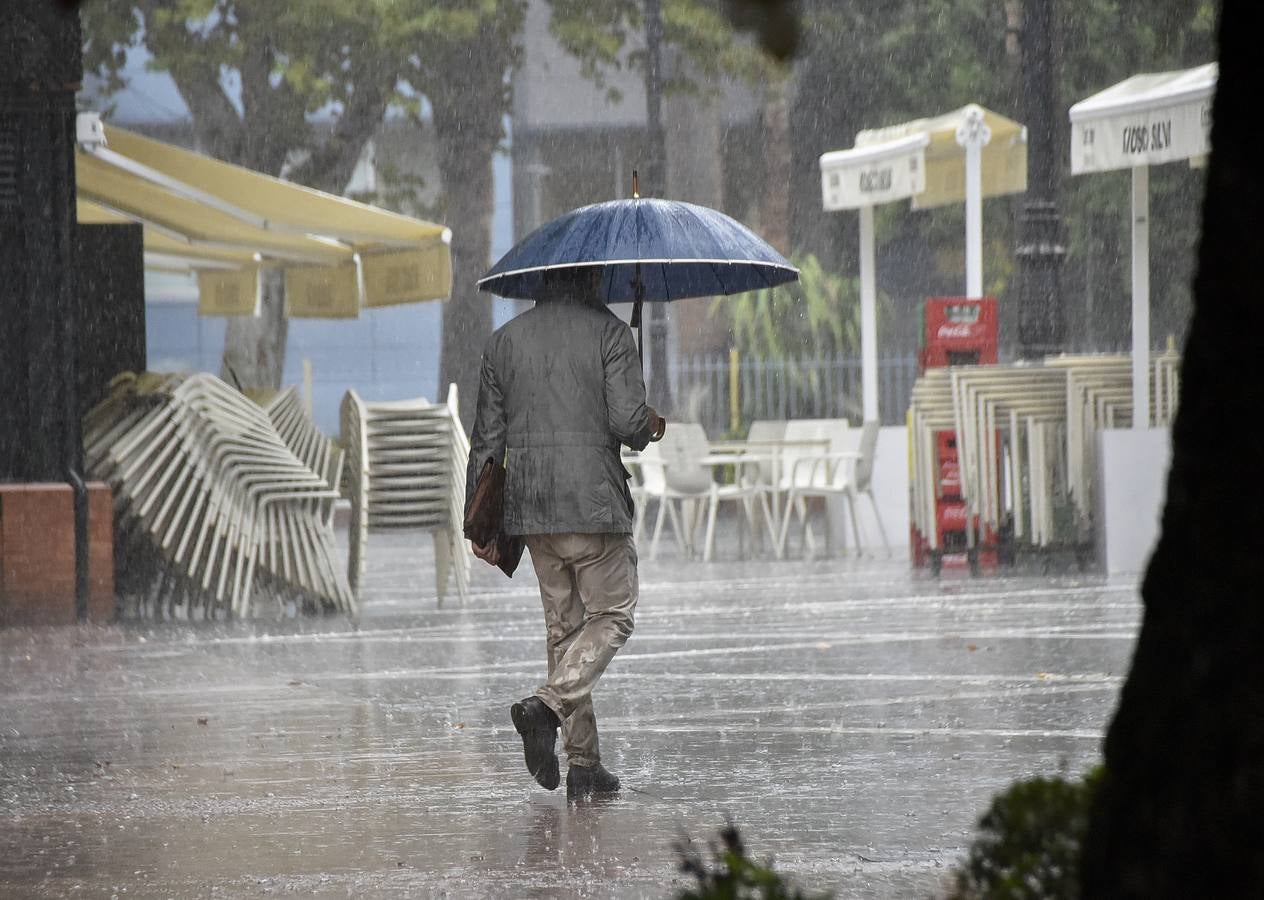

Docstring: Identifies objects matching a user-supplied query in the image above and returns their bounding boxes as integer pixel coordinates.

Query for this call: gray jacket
[465,297,653,536]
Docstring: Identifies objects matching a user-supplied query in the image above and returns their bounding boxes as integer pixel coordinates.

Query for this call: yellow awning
[198,268,262,316]
[102,125,448,251]
[76,151,352,264]
[78,198,259,272]
[285,263,362,319]
[856,104,1027,209]
[74,117,453,316]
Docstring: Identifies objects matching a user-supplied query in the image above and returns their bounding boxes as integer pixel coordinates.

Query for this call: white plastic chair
[638,423,772,562]
[623,452,650,546]
[638,425,713,559]
[776,419,861,559]
[636,438,696,559]
[847,421,891,556]
[735,420,787,551]
[701,445,775,563]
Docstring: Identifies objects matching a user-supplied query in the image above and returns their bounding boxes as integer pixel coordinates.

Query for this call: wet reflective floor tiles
[1,533,1140,898]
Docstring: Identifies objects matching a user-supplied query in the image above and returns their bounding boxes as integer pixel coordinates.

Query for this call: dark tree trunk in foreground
[1079,2,1264,895]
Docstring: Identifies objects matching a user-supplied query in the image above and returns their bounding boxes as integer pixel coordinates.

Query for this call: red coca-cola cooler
[919,297,998,373]
[912,297,1001,575]
[937,431,961,496]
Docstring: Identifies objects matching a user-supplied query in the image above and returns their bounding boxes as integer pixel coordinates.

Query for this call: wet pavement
[0,532,1141,898]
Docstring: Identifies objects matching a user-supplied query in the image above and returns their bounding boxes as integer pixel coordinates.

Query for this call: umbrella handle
[631,264,645,371]
[632,297,644,368]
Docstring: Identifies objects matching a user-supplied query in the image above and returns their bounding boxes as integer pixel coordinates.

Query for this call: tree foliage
[785,0,1217,352]
[83,0,400,188]
[80,0,1220,397]
[675,824,832,900]
[79,0,772,410]
[949,768,1102,899]
[80,0,525,402]
[721,253,869,361]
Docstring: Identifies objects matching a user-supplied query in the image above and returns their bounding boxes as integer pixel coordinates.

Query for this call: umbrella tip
[632,169,639,199]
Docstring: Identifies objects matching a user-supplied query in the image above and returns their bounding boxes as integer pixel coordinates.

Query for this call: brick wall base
[0,482,114,626]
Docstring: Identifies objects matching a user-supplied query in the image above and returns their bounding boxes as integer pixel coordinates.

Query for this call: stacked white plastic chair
[909,368,961,559]
[257,387,346,527]
[909,351,1182,563]
[83,372,354,619]
[1045,355,1133,538]
[341,385,471,605]
[948,364,1069,551]
[1152,349,1181,426]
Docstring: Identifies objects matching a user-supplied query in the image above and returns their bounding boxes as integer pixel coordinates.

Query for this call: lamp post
[643,0,673,413]
[1015,0,1067,359]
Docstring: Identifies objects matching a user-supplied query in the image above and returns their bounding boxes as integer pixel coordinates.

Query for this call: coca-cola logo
[936,323,976,339]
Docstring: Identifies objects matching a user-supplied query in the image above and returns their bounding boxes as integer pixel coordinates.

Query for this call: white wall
[513,0,647,131]
[1095,427,1171,575]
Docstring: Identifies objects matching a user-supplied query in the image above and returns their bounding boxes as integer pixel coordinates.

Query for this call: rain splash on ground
[1,530,1140,898]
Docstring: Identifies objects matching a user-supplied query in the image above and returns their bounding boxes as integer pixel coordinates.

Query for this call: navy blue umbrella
[477,185,798,360]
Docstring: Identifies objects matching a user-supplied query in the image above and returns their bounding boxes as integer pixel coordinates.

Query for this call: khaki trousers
[525,532,638,768]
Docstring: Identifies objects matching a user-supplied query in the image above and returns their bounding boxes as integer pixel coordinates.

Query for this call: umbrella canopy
[477,197,798,303]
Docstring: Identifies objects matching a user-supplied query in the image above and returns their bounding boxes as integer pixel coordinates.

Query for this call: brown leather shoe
[510,697,560,790]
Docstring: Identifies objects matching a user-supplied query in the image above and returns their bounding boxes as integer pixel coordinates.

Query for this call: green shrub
[675,824,832,900]
[948,767,1102,899]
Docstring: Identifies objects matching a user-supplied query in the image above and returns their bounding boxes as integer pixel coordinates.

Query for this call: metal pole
[965,140,983,297]
[858,204,879,422]
[1131,165,1150,429]
[955,107,990,298]
[302,357,314,418]
[643,0,673,413]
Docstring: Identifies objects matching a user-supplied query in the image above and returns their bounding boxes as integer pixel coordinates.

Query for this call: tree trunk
[169,58,386,392]
[220,269,288,390]
[1079,2,1264,895]
[433,103,499,431]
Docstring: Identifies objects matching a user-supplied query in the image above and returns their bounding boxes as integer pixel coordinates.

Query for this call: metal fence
[668,352,919,436]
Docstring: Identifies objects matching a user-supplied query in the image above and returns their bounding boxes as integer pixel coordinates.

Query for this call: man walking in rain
[465,268,666,798]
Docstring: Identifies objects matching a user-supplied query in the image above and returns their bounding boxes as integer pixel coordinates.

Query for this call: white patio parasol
[819,104,1028,421]
[1069,62,1216,428]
